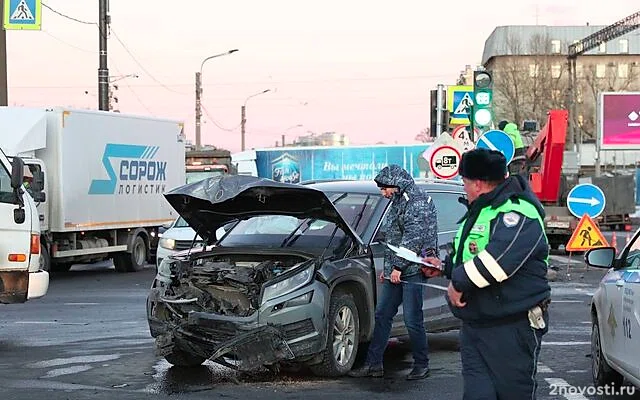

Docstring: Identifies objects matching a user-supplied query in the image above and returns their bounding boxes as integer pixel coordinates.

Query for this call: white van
[0,151,48,304]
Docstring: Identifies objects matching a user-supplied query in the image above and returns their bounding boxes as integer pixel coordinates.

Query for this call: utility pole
[240,105,246,151]
[98,0,110,111]
[0,0,8,106]
[195,72,202,150]
[435,84,444,135]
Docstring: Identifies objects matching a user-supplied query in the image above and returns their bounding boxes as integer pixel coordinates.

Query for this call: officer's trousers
[459,314,548,400]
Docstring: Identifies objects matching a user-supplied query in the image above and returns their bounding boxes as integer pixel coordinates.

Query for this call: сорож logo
[629,111,640,127]
[89,144,167,195]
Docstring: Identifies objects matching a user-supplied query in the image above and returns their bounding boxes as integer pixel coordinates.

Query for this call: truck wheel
[113,236,147,273]
[310,292,359,377]
[39,244,50,272]
[592,317,624,387]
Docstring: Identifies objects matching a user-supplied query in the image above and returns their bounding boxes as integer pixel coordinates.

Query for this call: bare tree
[491,34,568,128]
[415,127,432,142]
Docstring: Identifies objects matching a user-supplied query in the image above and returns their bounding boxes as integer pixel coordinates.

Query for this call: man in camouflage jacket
[349,164,438,380]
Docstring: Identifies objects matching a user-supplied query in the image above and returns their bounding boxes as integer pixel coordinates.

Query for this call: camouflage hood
[373,164,415,194]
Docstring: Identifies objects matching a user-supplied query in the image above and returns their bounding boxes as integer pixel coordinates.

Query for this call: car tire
[592,317,624,387]
[164,348,207,367]
[310,291,359,377]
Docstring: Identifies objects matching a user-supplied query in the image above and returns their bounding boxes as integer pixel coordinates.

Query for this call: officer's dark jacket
[444,175,551,325]
[374,165,438,277]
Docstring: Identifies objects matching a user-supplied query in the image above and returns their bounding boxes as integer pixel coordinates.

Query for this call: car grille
[175,240,204,251]
[282,318,315,340]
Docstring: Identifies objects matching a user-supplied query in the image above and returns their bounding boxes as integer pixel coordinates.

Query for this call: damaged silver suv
[146,175,466,376]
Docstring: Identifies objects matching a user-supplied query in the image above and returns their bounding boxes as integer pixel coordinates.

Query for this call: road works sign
[566,214,609,252]
[429,145,461,180]
[3,0,41,30]
[447,85,473,125]
[566,183,606,219]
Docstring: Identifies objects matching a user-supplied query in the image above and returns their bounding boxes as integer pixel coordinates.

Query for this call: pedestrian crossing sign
[565,214,609,252]
[447,85,473,125]
[3,0,41,30]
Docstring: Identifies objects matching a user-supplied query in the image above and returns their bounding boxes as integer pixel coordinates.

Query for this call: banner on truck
[599,92,640,150]
[255,145,431,183]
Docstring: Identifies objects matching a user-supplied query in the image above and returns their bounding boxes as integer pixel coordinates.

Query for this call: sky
[4,0,640,152]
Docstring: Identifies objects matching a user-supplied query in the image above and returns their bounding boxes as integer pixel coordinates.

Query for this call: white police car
[585,229,640,389]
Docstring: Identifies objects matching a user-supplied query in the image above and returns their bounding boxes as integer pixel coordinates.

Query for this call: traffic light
[472,70,493,129]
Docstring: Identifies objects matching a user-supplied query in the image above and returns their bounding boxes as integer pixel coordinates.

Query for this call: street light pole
[195,49,238,150]
[241,89,271,151]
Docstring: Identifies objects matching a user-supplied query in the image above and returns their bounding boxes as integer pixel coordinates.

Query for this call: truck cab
[0,153,48,304]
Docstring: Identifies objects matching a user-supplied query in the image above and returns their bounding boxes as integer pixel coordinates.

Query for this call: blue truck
[231,144,433,183]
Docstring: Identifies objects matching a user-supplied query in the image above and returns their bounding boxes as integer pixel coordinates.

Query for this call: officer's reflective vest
[503,123,524,150]
[453,199,548,265]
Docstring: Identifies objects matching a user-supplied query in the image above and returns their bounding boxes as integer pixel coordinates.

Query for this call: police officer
[423,148,551,400]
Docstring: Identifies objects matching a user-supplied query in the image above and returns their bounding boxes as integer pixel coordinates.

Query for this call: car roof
[304,178,464,194]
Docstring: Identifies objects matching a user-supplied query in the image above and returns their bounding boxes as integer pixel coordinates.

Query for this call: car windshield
[173,217,190,228]
[218,192,379,255]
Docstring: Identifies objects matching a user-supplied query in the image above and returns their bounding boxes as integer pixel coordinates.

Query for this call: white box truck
[0,151,48,304]
[0,107,186,273]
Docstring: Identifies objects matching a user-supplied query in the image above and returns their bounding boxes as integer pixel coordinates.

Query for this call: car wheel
[592,317,624,387]
[164,348,207,367]
[310,291,359,377]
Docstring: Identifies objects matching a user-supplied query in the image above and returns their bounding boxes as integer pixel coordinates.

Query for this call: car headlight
[156,258,173,282]
[261,265,315,305]
[159,238,176,250]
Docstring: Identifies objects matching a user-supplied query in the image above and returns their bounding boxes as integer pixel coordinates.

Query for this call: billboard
[600,92,640,150]
[254,144,432,183]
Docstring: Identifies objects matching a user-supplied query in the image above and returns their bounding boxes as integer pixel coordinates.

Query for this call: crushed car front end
[147,248,330,370]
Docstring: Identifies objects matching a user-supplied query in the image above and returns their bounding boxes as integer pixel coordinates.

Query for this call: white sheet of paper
[385,243,442,270]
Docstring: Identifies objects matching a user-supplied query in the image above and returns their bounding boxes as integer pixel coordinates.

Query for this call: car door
[597,238,637,371]
[368,188,467,334]
[616,234,640,379]
[424,190,467,326]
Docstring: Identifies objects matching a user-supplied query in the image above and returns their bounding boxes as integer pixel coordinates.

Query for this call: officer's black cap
[498,120,508,130]
[459,148,507,182]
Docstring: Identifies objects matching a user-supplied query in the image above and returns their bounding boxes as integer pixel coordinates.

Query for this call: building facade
[482,25,640,141]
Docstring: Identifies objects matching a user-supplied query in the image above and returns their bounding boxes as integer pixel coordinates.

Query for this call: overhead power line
[110,28,190,96]
[41,2,95,25]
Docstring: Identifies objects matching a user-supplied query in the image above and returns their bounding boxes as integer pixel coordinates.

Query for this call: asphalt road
[1,260,639,400]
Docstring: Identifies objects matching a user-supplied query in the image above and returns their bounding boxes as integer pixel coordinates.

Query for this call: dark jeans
[460,312,549,400]
[365,273,429,368]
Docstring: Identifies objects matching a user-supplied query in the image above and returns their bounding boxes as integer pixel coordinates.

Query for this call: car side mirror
[584,247,616,269]
[162,221,173,230]
[31,170,45,192]
[10,157,24,190]
[32,191,46,202]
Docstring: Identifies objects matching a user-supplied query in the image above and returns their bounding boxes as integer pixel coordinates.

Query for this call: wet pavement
[0,260,639,399]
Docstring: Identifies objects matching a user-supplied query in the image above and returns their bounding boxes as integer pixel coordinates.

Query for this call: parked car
[585,231,640,390]
[157,217,204,269]
[146,175,467,376]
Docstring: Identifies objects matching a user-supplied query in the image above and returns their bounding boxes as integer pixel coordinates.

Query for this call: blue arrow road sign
[566,183,606,218]
[475,130,515,165]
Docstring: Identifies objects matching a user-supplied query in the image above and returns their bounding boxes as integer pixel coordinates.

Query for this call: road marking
[552,300,585,303]
[42,365,93,379]
[538,363,553,373]
[63,303,100,306]
[545,378,589,400]
[542,341,590,346]
[28,355,121,368]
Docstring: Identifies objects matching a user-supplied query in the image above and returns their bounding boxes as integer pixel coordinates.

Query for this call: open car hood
[164,175,364,245]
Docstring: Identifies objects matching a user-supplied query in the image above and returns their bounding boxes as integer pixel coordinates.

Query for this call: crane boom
[566,11,640,148]
[568,11,640,58]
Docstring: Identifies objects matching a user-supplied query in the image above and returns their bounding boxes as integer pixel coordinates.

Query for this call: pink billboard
[601,92,640,149]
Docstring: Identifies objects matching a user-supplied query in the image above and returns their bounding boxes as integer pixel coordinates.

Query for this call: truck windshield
[0,163,16,204]
[186,171,226,184]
